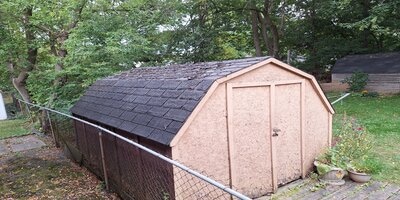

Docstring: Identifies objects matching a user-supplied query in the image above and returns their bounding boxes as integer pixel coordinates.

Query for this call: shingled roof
[332,52,400,74]
[71,57,269,145]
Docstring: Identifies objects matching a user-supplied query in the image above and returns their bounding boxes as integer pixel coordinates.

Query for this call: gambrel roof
[72,57,334,145]
[71,57,268,145]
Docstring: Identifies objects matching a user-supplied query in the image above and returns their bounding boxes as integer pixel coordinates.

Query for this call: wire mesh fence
[17,99,251,200]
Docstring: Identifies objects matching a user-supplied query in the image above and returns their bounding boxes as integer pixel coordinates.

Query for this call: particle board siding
[230,86,272,197]
[226,62,333,114]
[228,63,301,84]
[304,80,330,172]
[274,83,302,186]
[171,84,230,200]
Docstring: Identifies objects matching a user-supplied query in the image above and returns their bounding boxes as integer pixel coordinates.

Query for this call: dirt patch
[0,139,119,199]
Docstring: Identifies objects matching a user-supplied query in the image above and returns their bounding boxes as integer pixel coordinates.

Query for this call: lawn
[331,93,400,183]
[0,119,30,139]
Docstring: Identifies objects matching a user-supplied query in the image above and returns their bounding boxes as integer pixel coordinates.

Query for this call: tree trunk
[11,7,38,103]
[258,12,274,56]
[262,0,280,57]
[12,72,31,103]
[250,9,263,56]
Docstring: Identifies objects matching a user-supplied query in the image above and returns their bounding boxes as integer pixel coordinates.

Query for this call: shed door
[274,83,302,186]
[229,86,273,196]
[228,82,302,197]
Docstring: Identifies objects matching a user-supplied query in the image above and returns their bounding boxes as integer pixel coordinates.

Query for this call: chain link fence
[17,99,251,200]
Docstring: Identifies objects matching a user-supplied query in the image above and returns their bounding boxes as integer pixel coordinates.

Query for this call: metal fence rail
[17,99,251,200]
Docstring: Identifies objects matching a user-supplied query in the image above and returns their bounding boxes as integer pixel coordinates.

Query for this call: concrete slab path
[0,135,46,155]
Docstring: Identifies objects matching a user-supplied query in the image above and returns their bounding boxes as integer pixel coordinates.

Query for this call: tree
[0,2,39,102]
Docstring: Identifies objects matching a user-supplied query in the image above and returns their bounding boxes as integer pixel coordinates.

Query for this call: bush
[315,114,375,175]
[342,71,369,92]
[335,115,372,161]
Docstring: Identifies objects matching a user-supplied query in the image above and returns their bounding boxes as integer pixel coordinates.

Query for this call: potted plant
[347,156,382,183]
[314,148,346,185]
[315,114,378,185]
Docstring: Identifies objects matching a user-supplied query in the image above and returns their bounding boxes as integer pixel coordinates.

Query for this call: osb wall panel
[304,80,330,172]
[172,85,230,199]
[230,86,273,197]
[229,63,300,83]
[274,84,302,185]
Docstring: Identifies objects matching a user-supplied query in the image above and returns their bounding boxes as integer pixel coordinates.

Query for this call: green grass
[332,94,400,183]
[0,119,30,139]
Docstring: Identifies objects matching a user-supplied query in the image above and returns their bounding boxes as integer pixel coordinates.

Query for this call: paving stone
[9,135,46,152]
[0,140,10,155]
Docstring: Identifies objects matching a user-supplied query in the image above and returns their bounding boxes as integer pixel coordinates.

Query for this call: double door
[227,81,304,198]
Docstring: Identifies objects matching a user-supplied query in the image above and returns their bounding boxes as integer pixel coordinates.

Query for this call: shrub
[334,115,372,161]
[315,114,375,175]
[342,71,369,92]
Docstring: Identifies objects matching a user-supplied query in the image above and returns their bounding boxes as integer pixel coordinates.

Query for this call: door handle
[272,128,281,137]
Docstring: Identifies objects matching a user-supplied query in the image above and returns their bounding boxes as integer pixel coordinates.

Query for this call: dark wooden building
[332,52,400,93]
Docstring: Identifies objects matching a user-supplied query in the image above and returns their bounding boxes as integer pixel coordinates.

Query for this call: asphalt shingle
[71,56,270,145]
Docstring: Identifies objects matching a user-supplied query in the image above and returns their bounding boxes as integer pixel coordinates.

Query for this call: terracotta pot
[348,170,371,183]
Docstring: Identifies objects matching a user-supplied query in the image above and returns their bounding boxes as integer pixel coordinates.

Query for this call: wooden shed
[332,52,400,93]
[71,57,334,199]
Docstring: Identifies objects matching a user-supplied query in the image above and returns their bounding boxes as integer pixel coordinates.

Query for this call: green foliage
[342,71,369,92]
[335,115,372,161]
[316,114,373,174]
[349,156,383,174]
[333,94,400,182]
[1,0,400,110]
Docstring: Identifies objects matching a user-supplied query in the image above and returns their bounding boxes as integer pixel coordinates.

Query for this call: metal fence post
[46,110,58,147]
[98,130,109,191]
